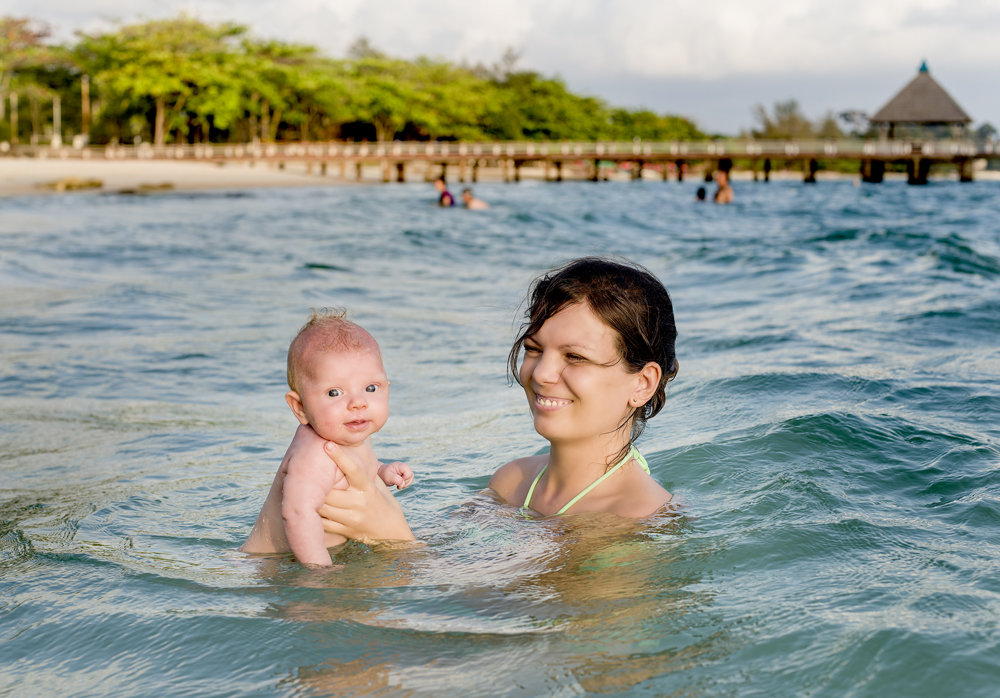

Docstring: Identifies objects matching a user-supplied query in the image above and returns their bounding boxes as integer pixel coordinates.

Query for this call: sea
[1,176,999,696]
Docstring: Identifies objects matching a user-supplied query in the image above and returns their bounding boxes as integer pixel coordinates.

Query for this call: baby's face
[294,348,390,446]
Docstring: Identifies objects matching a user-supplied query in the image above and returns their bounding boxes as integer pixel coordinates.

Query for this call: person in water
[308,256,678,542]
[241,310,413,565]
[461,188,489,210]
[713,170,733,204]
[433,176,454,207]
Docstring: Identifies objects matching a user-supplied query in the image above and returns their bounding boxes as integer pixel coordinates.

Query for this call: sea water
[1,177,998,696]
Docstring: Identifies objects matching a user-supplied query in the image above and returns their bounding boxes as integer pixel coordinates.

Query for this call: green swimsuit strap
[520,446,649,516]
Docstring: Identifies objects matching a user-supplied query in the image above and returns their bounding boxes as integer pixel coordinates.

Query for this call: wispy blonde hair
[286,308,380,391]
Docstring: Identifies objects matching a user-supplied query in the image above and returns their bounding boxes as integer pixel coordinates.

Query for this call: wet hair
[287,308,380,392]
[508,257,678,463]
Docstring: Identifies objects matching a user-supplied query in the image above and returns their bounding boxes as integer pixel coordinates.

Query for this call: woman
[315,257,679,541]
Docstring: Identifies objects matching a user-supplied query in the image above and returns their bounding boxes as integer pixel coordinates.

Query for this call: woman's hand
[317,441,415,545]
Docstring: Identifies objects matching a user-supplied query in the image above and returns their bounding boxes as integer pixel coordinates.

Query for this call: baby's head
[285,309,390,446]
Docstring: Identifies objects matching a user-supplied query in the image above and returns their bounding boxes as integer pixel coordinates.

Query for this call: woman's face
[519,302,638,445]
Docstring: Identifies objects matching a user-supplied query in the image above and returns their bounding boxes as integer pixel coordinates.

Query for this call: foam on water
[2,179,999,696]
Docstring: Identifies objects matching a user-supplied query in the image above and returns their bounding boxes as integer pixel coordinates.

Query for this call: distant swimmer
[433,176,454,207]
[714,170,733,204]
[695,186,707,201]
[461,188,489,210]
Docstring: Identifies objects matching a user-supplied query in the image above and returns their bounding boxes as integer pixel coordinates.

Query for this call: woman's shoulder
[603,469,672,518]
[488,454,547,505]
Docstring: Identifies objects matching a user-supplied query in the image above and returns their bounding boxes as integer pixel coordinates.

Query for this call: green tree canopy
[4,13,708,145]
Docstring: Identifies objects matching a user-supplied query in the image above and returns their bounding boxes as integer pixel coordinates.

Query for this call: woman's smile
[533,394,573,411]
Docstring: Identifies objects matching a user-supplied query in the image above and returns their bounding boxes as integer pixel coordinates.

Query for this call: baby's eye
[365,384,378,393]
[328,389,342,397]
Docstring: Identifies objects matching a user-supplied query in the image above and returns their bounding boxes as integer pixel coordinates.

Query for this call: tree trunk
[154,95,166,146]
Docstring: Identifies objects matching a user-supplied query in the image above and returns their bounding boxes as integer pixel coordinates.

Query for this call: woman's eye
[523,344,541,354]
[365,384,378,393]
[328,389,342,397]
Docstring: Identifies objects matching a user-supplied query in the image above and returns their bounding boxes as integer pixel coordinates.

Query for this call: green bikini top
[520,446,650,517]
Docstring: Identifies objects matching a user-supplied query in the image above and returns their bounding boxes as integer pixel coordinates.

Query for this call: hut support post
[805,158,818,183]
[861,159,884,183]
[907,158,929,185]
[958,158,975,182]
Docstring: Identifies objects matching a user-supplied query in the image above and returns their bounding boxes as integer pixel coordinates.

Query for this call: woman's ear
[631,362,662,407]
[285,391,310,426]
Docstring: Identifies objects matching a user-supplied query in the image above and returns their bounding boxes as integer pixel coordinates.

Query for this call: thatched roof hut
[871,62,971,137]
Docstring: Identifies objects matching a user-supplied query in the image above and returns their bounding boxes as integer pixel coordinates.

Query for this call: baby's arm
[282,430,340,566]
[378,461,414,490]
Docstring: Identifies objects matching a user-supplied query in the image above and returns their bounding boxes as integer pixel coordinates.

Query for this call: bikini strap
[520,446,648,516]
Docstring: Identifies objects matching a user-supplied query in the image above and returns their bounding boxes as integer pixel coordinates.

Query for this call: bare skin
[487,302,670,518]
[317,440,416,544]
[714,170,733,204]
[242,343,411,566]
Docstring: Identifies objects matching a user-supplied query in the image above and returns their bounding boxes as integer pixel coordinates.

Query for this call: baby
[241,310,413,566]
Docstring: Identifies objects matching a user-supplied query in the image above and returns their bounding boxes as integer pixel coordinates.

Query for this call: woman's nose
[530,352,562,384]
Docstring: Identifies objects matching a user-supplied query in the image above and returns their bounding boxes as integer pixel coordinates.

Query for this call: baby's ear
[285,391,310,425]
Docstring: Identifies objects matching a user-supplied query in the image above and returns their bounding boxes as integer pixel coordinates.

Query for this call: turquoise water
[2,178,999,696]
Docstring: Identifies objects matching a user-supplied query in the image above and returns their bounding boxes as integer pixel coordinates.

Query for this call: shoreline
[2,156,998,198]
[0,157,352,198]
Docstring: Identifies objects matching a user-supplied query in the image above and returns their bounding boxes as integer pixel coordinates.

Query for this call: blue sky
[10,0,1000,135]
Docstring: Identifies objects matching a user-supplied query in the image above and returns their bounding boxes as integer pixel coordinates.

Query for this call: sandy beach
[0,157,347,197]
[2,155,997,197]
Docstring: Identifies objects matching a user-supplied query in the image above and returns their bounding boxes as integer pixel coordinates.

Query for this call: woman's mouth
[534,394,571,411]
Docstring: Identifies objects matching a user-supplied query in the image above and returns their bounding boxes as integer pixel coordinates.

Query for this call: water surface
[2,178,999,696]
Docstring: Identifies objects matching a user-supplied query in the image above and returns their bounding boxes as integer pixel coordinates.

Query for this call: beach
[3,154,998,198]
[0,157,343,197]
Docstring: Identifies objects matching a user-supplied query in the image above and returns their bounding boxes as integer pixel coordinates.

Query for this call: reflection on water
[2,180,1000,695]
[273,499,711,695]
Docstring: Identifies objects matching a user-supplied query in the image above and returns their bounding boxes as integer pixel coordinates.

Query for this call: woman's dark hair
[508,257,678,463]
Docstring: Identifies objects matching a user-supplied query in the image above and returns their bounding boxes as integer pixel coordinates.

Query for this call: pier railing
[3,138,997,162]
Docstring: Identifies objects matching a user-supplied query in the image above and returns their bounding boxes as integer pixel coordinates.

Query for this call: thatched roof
[871,62,971,125]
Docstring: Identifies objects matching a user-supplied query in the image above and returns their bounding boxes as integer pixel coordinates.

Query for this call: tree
[75,16,247,146]
[0,16,58,139]
[751,99,814,139]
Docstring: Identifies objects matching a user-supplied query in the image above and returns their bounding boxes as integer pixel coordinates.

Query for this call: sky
[9,0,1000,135]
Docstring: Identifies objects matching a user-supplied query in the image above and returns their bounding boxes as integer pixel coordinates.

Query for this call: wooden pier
[4,138,998,185]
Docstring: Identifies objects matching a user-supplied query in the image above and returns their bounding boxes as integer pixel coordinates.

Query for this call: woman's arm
[317,442,415,544]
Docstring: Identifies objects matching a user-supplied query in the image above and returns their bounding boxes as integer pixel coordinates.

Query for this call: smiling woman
[489,257,679,517]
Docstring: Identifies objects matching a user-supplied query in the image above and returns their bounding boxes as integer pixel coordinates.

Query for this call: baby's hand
[377,461,414,490]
